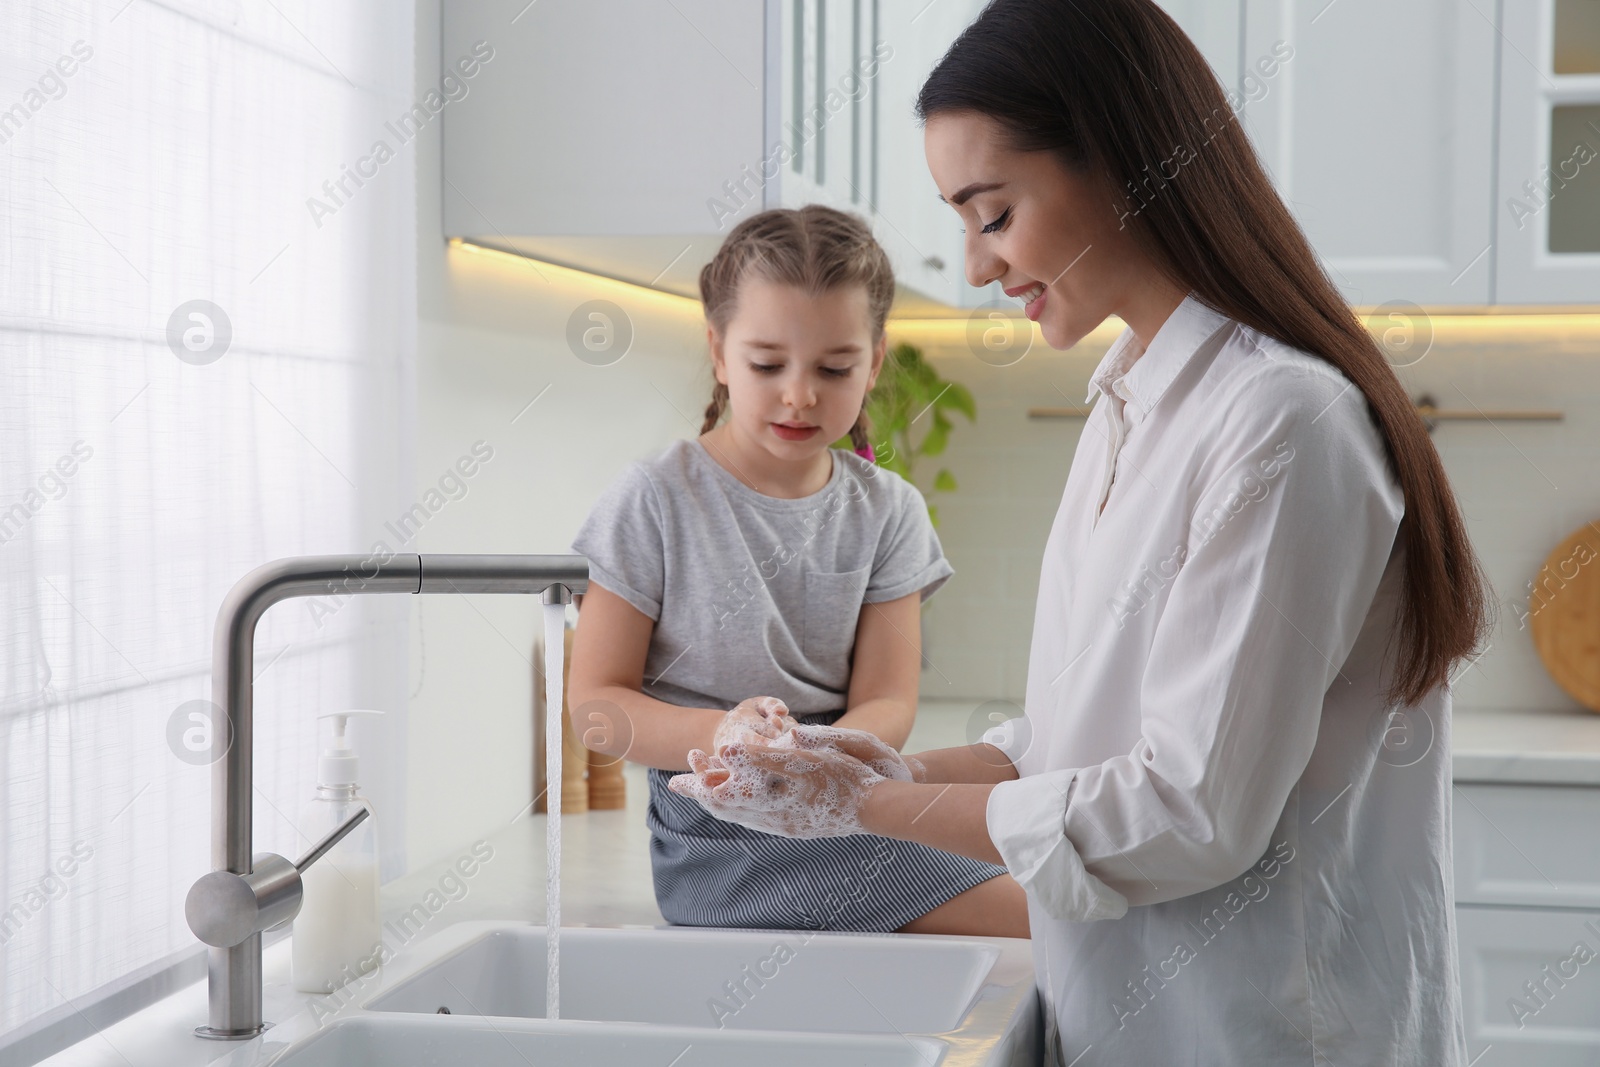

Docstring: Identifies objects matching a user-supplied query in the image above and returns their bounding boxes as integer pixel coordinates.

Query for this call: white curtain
[0,0,415,1045]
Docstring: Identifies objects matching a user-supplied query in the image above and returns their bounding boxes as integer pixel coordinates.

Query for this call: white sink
[255,1014,946,1067]
[209,922,1039,1067]
[367,924,1000,1034]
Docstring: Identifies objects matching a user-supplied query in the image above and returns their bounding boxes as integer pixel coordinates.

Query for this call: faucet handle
[186,807,369,949]
[294,804,369,872]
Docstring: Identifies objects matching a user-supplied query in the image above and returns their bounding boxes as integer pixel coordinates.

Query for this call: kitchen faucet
[183,554,587,1039]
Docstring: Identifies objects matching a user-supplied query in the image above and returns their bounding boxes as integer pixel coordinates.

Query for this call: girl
[672,0,1494,1063]
[567,204,1028,937]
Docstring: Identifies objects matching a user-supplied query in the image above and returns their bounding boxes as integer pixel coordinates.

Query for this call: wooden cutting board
[1529,521,1600,711]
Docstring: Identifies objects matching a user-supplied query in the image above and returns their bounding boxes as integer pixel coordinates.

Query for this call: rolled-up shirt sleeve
[986,366,1405,919]
[988,769,1129,920]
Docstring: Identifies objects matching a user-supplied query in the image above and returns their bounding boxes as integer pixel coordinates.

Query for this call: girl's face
[923,109,1167,350]
[708,278,886,466]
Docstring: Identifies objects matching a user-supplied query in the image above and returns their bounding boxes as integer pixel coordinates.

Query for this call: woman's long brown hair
[918,0,1493,707]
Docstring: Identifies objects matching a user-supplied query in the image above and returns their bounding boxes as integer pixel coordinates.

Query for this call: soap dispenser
[292,709,383,994]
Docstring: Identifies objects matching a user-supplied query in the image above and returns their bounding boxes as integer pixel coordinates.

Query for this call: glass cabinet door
[1495,0,1600,301]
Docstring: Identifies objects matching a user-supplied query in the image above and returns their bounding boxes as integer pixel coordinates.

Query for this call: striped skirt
[645,712,1008,932]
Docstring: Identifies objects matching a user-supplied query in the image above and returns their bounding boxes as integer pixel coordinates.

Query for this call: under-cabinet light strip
[450,240,1600,337]
[448,238,703,312]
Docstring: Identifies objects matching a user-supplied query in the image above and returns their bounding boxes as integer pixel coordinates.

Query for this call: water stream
[543,599,566,1020]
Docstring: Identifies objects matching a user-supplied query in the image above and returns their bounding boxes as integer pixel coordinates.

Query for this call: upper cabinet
[1237,0,1499,306]
[444,0,1598,311]
[440,0,989,311]
[870,0,1003,311]
[1152,0,1241,89]
[441,0,767,300]
[1167,0,1600,307]
[1495,0,1600,303]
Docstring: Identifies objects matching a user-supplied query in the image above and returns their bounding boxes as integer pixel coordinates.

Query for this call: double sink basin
[212,921,1040,1066]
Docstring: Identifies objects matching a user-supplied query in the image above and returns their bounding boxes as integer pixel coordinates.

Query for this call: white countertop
[1451,706,1600,785]
[33,703,1600,1066]
[913,700,1600,787]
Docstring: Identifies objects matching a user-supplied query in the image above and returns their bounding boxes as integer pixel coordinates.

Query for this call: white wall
[405,1,718,872]
[914,315,1600,718]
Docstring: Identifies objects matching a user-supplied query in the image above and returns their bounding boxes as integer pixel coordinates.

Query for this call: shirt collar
[1084,293,1236,412]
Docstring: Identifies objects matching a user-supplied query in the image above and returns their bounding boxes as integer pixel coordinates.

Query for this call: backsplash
[904,314,1600,714]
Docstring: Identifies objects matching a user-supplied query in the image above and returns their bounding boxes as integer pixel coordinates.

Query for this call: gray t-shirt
[570,438,952,715]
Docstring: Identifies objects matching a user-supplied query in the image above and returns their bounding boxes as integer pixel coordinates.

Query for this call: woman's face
[924,109,1162,350]
[708,278,886,465]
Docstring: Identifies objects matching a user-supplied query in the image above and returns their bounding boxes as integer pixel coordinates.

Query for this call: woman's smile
[1007,280,1049,320]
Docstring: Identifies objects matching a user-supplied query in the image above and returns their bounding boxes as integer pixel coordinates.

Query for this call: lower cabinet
[1454,782,1600,1065]
[1457,905,1600,1064]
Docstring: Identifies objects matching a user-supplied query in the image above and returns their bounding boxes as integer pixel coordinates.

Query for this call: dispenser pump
[317,709,384,787]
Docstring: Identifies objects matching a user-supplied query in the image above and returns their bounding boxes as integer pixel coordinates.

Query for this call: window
[0,0,414,1052]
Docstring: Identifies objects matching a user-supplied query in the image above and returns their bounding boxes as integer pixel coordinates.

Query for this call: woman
[668,0,1494,1063]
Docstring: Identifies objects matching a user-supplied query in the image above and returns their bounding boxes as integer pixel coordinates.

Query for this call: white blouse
[983,294,1467,1065]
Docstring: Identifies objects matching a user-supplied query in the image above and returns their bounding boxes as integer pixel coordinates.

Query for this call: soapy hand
[667,728,889,838]
[711,696,797,755]
[779,723,925,783]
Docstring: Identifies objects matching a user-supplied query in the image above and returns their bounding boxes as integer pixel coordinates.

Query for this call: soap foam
[712,695,796,755]
[673,736,884,839]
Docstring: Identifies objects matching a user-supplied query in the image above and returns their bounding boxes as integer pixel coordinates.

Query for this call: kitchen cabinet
[441,0,991,309]
[1237,0,1498,307]
[444,1,1594,310]
[871,0,967,310]
[868,0,1007,311]
[1153,0,1242,92]
[1457,907,1600,1066]
[441,0,767,299]
[1454,783,1600,1063]
[1455,782,1600,909]
[774,0,877,219]
[1493,0,1600,303]
[1208,0,1599,307]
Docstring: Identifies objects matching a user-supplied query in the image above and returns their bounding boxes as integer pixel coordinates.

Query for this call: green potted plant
[839,341,976,525]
